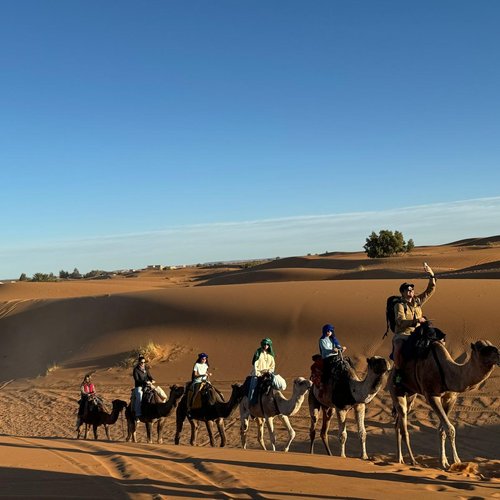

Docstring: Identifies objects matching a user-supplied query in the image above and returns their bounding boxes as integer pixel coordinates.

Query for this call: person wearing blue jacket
[319,324,346,389]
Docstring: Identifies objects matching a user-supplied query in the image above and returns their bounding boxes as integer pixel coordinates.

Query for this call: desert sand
[0,239,499,499]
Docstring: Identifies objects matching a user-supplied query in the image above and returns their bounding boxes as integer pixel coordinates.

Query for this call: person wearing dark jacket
[132,356,155,419]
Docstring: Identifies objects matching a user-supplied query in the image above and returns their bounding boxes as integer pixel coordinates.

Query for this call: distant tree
[84,270,108,278]
[59,269,70,279]
[31,272,57,282]
[19,273,28,281]
[70,267,82,279]
[363,229,413,258]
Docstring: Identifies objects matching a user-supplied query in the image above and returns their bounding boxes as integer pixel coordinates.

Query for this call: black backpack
[383,296,407,338]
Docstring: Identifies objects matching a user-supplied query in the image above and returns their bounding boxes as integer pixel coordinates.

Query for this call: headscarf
[252,337,275,365]
[321,324,335,339]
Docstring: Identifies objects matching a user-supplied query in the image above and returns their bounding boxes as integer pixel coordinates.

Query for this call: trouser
[248,376,258,405]
[188,382,197,407]
[134,387,143,416]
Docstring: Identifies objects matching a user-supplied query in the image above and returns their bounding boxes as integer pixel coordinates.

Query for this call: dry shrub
[449,461,480,476]
[45,362,59,375]
[120,341,166,368]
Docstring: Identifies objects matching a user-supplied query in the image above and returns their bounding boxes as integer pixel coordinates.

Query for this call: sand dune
[0,242,499,498]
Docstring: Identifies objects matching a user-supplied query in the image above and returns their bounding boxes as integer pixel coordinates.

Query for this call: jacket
[394,277,436,337]
[133,365,154,388]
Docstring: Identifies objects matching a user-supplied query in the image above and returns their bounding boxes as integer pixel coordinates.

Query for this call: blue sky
[1,1,499,278]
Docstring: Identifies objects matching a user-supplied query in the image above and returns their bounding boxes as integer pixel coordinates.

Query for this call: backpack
[383,296,407,338]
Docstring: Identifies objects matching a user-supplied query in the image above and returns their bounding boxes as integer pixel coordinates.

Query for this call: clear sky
[1,1,499,278]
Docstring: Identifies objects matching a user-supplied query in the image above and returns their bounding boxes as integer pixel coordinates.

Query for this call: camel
[389,328,500,469]
[76,399,128,440]
[175,382,246,447]
[240,376,312,452]
[309,355,390,459]
[125,384,184,444]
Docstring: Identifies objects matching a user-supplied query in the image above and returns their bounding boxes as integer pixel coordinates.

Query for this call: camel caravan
[73,262,500,470]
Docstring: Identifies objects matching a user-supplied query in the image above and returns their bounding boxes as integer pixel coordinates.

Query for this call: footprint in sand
[426,485,449,492]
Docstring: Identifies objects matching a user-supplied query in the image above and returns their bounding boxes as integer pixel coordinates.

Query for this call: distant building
[147,264,165,270]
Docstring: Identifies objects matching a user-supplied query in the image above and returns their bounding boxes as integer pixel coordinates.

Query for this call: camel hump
[204,383,225,405]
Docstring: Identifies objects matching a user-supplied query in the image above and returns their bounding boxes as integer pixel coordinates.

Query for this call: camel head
[169,384,185,399]
[112,399,128,412]
[366,356,391,375]
[471,340,500,367]
[231,383,246,402]
[292,377,313,397]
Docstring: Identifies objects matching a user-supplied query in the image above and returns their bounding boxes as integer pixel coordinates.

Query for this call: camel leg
[104,424,111,441]
[93,424,98,440]
[76,416,83,439]
[265,417,277,451]
[240,408,250,450]
[126,417,136,443]
[438,392,459,469]
[320,406,334,456]
[157,419,164,444]
[353,404,368,460]
[336,408,348,458]
[279,415,295,453]
[190,419,198,446]
[215,419,226,447]
[145,422,154,444]
[84,424,89,440]
[308,391,321,454]
[256,418,267,450]
[205,420,216,447]
[427,395,460,469]
[174,406,185,445]
[394,395,417,465]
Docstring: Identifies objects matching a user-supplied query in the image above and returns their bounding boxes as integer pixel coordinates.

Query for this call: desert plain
[0,237,499,499]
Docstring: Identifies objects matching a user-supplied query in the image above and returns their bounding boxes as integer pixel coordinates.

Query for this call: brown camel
[76,399,128,440]
[240,377,312,452]
[175,382,246,447]
[389,332,500,469]
[309,356,390,459]
[125,384,184,444]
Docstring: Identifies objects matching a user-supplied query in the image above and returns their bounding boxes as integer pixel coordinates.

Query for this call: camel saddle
[402,322,446,361]
[324,356,356,408]
[188,382,225,410]
[310,355,323,388]
[256,372,274,399]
